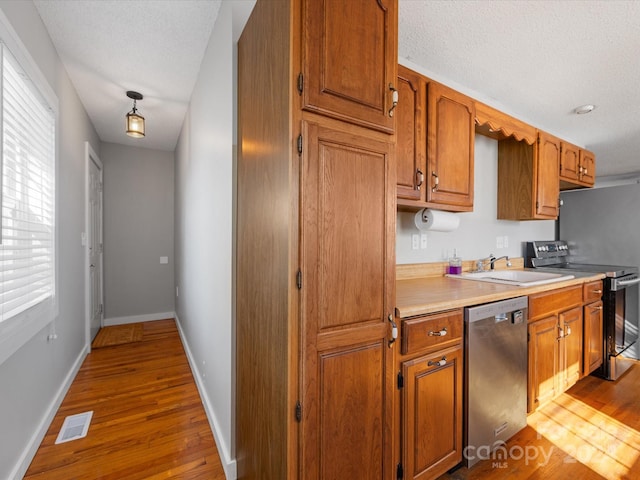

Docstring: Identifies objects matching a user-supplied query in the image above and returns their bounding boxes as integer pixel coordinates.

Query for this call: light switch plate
[160,256,169,264]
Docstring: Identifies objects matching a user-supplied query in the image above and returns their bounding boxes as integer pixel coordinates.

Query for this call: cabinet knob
[566,326,572,336]
[428,327,447,337]
[428,356,447,367]
[432,172,439,192]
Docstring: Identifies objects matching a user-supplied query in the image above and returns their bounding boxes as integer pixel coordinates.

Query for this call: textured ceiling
[33,0,640,177]
[399,0,640,177]
[34,0,222,151]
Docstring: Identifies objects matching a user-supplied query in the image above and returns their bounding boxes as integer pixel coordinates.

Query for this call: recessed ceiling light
[574,104,596,115]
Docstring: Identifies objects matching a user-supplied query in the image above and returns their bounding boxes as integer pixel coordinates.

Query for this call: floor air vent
[55,411,93,444]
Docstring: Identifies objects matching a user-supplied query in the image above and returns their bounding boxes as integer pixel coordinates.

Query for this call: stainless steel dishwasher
[463,296,528,468]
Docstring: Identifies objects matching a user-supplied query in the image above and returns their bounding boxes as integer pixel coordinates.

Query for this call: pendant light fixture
[125,90,145,138]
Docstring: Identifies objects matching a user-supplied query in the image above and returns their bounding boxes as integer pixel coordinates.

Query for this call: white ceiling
[34,0,222,152]
[33,0,640,177]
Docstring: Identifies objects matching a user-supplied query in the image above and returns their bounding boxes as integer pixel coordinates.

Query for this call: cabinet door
[402,346,463,480]
[300,120,395,480]
[535,131,560,218]
[579,149,596,186]
[426,82,474,211]
[396,65,425,201]
[560,141,580,182]
[560,306,583,390]
[302,0,397,133]
[583,301,604,375]
[528,315,560,412]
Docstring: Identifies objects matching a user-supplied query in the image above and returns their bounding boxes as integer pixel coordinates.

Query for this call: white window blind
[0,45,55,324]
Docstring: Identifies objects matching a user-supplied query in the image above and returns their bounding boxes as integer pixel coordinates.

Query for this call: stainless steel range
[526,240,639,380]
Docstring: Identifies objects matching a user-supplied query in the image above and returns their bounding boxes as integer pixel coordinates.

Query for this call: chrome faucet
[476,254,512,272]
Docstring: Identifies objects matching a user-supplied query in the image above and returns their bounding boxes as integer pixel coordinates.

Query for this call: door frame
[84,141,104,350]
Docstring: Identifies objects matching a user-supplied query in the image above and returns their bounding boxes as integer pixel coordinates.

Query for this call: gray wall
[0,1,101,478]
[397,133,556,264]
[101,142,175,321]
[174,2,238,477]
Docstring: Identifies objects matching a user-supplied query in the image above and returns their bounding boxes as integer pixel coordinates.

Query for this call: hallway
[24,320,225,479]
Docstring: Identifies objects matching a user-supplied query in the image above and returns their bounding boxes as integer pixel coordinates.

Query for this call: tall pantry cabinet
[237,1,398,479]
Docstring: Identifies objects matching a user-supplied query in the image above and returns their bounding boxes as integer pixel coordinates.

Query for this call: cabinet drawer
[583,280,604,304]
[401,309,463,355]
[529,285,582,321]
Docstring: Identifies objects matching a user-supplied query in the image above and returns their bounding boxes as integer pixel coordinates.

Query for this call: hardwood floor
[24,319,226,480]
[23,319,640,480]
[443,360,640,480]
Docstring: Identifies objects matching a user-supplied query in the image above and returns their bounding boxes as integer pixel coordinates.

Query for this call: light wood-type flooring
[444,360,640,480]
[24,318,640,479]
[24,319,226,480]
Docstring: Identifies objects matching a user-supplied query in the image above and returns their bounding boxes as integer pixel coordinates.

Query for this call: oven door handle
[616,277,640,287]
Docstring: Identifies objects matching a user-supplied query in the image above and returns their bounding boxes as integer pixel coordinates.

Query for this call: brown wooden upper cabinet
[560,141,596,189]
[427,82,475,211]
[396,65,474,212]
[497,130,561,220]
[396,65,425,201]
[302,0,397,134]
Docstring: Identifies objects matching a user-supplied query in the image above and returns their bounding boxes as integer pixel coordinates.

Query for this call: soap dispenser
[448,249,462,275]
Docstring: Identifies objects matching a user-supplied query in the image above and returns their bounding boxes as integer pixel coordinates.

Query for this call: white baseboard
[175,314,236,480]
[10,344,89,480]
[103,311,176,326]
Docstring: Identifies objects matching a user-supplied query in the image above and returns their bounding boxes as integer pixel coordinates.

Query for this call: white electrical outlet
[412,234,419,250]
[496,236,504,249]
[420,233,428,249]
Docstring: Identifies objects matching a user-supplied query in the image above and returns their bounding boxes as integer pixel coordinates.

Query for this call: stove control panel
[525,241,569,267]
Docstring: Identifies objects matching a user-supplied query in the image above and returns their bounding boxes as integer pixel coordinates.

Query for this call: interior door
[88,147,104,341]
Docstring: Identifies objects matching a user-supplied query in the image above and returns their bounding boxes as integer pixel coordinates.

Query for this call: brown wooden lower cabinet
[560,306,583,391]
[398,310,463,480]
[527,285,584,412]
[528,315,561,412]
[402,346,463,480]
[528,308,584,412]
[583,300,604,375]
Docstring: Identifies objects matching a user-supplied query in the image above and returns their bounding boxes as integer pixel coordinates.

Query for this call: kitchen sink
[448,269,575,286]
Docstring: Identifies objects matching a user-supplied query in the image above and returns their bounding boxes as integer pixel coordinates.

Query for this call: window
[0,35,57,365]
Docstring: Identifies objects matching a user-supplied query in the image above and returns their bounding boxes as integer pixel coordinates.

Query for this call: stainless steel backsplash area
[396,135,555,264]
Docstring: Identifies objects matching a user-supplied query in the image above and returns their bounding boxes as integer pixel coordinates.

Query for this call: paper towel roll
[414,208,460,232]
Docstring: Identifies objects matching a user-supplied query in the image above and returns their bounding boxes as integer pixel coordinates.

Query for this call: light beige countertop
[396,269,605,318]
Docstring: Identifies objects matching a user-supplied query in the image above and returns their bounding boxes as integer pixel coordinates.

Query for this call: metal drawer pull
[432,172,439,192]
[592,289,602,294]
[428,356,447,367]
[428,328,447,337]
[591,305,603,310]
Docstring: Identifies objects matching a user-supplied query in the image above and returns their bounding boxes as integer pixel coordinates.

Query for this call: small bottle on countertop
[448,249,462,275]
